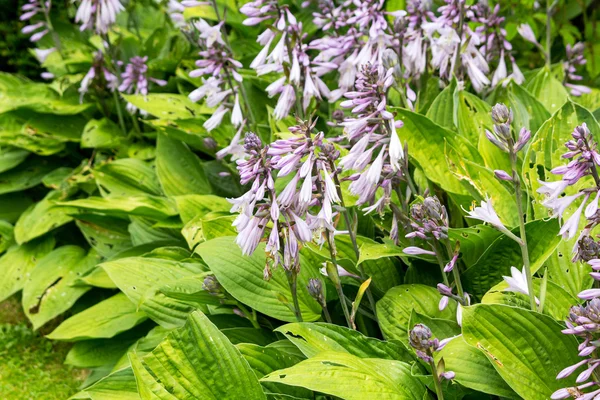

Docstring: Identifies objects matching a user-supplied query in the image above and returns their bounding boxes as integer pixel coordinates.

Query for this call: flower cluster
[118,56,167,113]
[554,299,600,399]
[409,324,455,380]
[538,123,600,242]
[564,42,591,97]
[20,0,52,43]
[338,63,405,212]
[485,103,531,157]
[79,52,118,101]
[75,0,124,34]
[242,1,330,119]
[188,19,245,131]
[229,119,342,278]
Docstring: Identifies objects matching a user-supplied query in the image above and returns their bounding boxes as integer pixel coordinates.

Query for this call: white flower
[543,192,584,218]
[389,120,403,171]
[559,195,589,240]
[34,47,56,63]
[196,19,225,47]
[322,168,340,204]
[492,53,507,87]
[231,94,243,126]
[465,199,506,231]
[517,24,538,45]
[203,105,228,131]
[503,266,539,304]
[365,145,386,185]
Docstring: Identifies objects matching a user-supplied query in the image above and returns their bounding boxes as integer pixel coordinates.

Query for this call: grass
[0,296,87,399]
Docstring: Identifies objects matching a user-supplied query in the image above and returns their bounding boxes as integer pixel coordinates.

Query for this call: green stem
[451,0,465,79]
[326,232,353,328]
[322,303,332,324]
[432,242,450,287]
[510,150,536,311]
[429,357,445,400]
[546,0,552,67]
[112,90,128,136]
[331,171,378,321]
[287,272,303,322]
[444,240,464,300]
[237,303,260,329]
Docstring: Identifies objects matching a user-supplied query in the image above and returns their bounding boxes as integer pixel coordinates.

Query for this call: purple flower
[20,0,50,42]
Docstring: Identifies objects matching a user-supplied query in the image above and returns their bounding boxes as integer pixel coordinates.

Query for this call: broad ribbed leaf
[22,246,100,329]
[461,304,580,399]
[525,67,569,113]
[95,158,162,196]
[58,196,178,220]
[482,277,579,320]
[262,351,426,399]
[48,293,148,341]
[156,133,212,196]
[81,118,126,149]
[377,284,457,342]
[70,368,139,400]
[0,147,28,173]
[436,337,518,398]
[276,322,413,362]
[122,94,212,119]
[0,236,55,302]
[462,218,561,298]
[174,194,231,223]
[102,256,206,328]
[195,236,323,322]
[0,157,58,195]
[130,311,266,400]
[14,190,76,244]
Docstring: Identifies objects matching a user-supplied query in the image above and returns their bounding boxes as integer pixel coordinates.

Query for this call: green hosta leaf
[182,214,237,250]
[0,220,14,254]
[0,157,59,195]
[75,214,133,258]
[0,112,66,155]
[377,284,457,342]
[0,73,91,115]
[128,216,182,246]
[195,236,323,322]
[435,337,518,398]
[461,304,580,400]
[408,310,461,339]
[447,225,502,267]
[48,293,148,341]
[0,193,33,223]
[525,67,569,114]
[462,218,561,298]
[0,236,55,302]
[156,133,212,196]
[95,158,162,196]
[547,241,593,298]
[22,247,100,329]
[394,109,478,195]
[66,334,139,368]
[262,351,426,399]
[425,79,457,130]
[447,154,518,227]
[21,112,87,142]
[58,196,178,220]
[101,256,206,328]
[174,194,231,223]
[130,311,267,400]
[482,277,579,320]
[122,93,212,119]
[14,190,75,244]
[276,322,413,362]
[523,100,600,217]
[81,118,126,149]
[237,343,312,399]
[204,160,244,197]
[70,368,139,400]
[0,147,28,173]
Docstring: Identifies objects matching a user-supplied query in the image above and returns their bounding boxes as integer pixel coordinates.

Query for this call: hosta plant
[1,0,600,399]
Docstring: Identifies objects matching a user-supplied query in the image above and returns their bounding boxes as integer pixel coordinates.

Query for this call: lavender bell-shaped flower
[20,0,51,42]
[75,0,124,34]
[118,56,167,113]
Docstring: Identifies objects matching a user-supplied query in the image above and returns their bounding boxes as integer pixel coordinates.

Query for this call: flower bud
[491,103,512,125]
[493,122,511,139]
[494,169,513,181]
[203,275,223,296]
[515,127,531,152]
[307,278,324,305]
